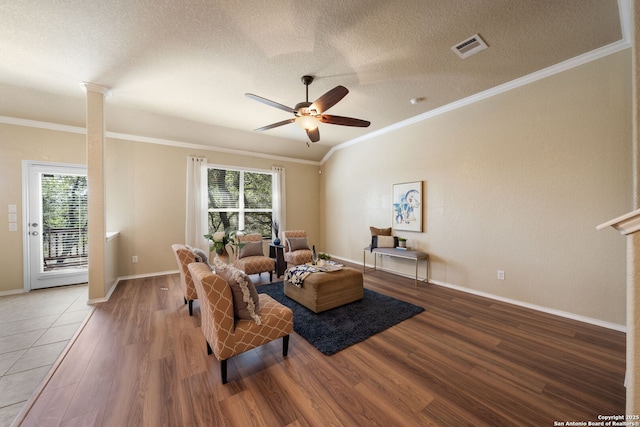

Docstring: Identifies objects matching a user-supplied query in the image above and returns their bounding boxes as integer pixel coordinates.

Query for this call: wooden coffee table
[284,266,363,313]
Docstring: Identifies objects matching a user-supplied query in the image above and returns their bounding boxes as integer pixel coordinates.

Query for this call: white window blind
[41,173,88,271]
[207,167,273,237]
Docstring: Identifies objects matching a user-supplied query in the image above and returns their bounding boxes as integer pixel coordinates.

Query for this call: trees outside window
[41,173,88,270]
[208,167,273,238]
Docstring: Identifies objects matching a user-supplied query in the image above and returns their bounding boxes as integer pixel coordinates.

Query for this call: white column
[83,82,109,301]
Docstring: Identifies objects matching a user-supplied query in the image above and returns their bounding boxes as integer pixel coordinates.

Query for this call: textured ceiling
[0,0,625,162]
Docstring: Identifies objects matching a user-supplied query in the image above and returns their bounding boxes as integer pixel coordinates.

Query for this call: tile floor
[0,284,90,427]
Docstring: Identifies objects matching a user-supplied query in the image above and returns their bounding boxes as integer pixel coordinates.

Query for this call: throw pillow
[370,226,392,236]
[371,235,398,249]
[185,245,211,269]
[238,241,264,259]
[215,263,261,324]
[287,237,310,251]
[192,248,209,263]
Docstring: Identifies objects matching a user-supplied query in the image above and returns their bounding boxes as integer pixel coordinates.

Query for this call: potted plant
[397,237,407,248]
[317,252,331,266]
[204,227,245,261]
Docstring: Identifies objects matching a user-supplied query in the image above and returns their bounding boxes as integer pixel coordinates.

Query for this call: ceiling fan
[245,75,370,145]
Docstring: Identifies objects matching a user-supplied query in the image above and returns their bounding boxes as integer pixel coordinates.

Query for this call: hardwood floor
[15,263,625,426]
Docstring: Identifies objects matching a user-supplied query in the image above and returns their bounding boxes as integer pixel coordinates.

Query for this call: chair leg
[283,334,289,357]
[188,300,193,316]
[221,359,228,384]
[207,341,212,355]
[184,296,187,305]
[269,271,273,281]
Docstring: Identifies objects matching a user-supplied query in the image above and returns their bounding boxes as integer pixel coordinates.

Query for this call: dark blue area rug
[257,282,424,355]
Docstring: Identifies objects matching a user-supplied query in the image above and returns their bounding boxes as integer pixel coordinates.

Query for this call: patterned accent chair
[233,234,275,281]
[171,244,202,316]
[188,262,293,384]
[282,230,313,267]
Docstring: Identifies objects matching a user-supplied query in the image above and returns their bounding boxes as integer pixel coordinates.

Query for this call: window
[41,173,88,270]
[207,167,273,238]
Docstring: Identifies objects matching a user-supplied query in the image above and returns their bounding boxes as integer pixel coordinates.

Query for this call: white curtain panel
[185,156,209,252]
[272,166,286,240]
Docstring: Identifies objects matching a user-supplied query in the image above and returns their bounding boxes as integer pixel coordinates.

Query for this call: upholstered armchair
[188,262,293,384]
[172,244,210,316]
[282,230,312,267]
[233,233,275,281]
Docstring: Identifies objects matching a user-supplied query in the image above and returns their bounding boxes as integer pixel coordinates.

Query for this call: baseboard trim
[344,256,627,333]
[88,278,120,304]
[88,270,179,304]
[0,289,26,297]
[428,278,626,333]
[117,269,178,281]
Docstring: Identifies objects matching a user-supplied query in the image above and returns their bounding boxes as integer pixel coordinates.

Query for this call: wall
[322,50,632,326]
[0,127,320,293]
[105,139,321,278]
[0,124,86,294]
[104,232,119,299]
[627,0,639,412]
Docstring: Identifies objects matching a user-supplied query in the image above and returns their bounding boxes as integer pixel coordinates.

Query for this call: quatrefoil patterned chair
[172,244,209,316]
[188,262,293,383]
[282,230,313,267]
[233,233,275,281]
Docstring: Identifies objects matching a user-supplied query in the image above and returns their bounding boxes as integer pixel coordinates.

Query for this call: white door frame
[22,160,88,291]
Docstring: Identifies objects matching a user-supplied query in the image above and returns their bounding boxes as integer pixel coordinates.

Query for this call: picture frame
[392,181,422,232]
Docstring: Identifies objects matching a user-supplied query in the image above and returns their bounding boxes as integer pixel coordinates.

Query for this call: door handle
[31,231,39,236]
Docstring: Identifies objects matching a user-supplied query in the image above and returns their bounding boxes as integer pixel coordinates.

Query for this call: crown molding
[322,0,633,165]
[2,0,631,169]
[81,82,111,97]
[597,208,640,235]
[0,116,320,166]
[0,116,86,134]
[106,130,321,165]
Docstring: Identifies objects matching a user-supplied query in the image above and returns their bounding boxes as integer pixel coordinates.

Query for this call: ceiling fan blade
[245,93,296,113]
[306,127,320,143]
[254,118,295,132]
[312,86,348,113]
[319,115,371,127]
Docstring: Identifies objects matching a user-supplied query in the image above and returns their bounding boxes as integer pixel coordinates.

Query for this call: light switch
[8,204,17,213]
[8,213,17,222]
[9,223,17,232]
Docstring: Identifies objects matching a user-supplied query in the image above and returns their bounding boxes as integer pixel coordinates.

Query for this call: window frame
[207,164,274,237]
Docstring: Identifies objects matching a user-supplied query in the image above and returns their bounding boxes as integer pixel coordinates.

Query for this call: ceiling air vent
[451,34,488,59]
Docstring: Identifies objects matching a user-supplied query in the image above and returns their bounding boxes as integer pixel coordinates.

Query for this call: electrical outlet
[9,223,17,232]
[497,270,505,280]
[132,256,138,263]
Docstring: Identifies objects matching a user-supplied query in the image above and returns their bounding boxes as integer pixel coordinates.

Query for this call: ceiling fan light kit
[295,115,318,131]
[245,75,370,145]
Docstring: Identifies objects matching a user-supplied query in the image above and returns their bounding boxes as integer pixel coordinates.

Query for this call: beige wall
[0,127,320,293]
[105,139,321,278]
[0,125,86,294]
[322,50,632,326]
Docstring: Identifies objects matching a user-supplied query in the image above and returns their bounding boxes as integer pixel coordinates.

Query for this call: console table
[363,247,429,287]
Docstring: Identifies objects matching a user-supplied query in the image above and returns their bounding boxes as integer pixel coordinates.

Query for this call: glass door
[24,161,88,290]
